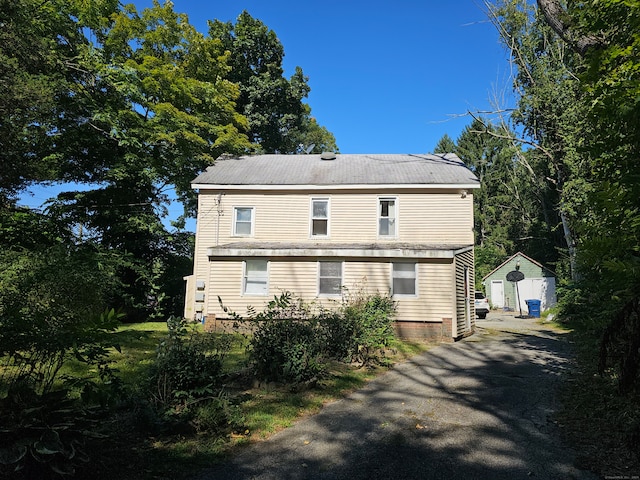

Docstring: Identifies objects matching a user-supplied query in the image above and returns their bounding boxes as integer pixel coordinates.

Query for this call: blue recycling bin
[526,299,541,318]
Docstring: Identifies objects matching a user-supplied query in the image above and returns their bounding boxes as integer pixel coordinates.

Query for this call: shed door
[491,280,505,308]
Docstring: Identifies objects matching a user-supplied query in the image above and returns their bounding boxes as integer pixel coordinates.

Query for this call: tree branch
[536,0,602,55]
[467,110,556,165]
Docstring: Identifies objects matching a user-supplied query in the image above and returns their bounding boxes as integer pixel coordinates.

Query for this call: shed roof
[482,251,556,281]
[191,153,480,189]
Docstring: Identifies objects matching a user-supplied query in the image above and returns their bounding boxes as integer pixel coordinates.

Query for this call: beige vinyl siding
[342,260,391,295]
[454,249,475,337]
[269,259,319,298]
[205,258,244,317]
[329,195,377,241]
[206,257,456,324]
[183,274,195,320]
[398,193,473,244]
[394,261,454,322]
[196,189,473,246]
[191,188,472,320]
[207,258,322,318]
[191,193,215,315]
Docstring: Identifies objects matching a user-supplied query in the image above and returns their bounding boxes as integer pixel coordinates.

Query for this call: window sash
[244,260,268,295]
[318,261,342,295]
[379,198,396,236]
[311,199,329,236]
[392,262,416,296]
[234,207,254,236]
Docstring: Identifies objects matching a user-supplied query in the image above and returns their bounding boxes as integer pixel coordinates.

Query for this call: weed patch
[557,325,640,477]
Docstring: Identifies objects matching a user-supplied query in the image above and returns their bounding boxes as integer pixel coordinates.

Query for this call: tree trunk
[536,0,601,55]
[559,203,578,281]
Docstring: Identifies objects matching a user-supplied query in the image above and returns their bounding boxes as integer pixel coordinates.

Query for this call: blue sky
[19,1,513,226]
[139,0,513,153]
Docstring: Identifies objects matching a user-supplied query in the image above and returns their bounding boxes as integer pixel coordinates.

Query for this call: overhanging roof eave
[192,183,481,191]
[206,246,470,259]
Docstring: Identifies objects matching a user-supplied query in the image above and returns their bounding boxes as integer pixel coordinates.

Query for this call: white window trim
[242,259,269,296]
[391,261,418,297]
[232,206,255,237]
[378,196,398,238]
[317,260,343,297]
[310,197,330,238]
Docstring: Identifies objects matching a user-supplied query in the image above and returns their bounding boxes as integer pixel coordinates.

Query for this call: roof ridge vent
[320,152,337,161]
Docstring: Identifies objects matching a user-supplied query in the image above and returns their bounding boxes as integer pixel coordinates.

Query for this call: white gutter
[191,183,481,191]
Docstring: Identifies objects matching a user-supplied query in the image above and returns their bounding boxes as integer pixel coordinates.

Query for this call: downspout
[216,192,224,246]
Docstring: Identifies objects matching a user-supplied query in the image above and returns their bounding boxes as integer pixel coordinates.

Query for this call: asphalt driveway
[195,312,598,480]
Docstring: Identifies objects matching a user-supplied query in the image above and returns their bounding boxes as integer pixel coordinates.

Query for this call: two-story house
[183,153,480,341]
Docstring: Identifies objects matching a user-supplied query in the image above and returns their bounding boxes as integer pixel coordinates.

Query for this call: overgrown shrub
[150,316,232,413]
[0,248,123,396]
[316,310,360,361]
[341,289,396,366]
[0,298,124,478]
[245,293,325,384]
[226,288,397,385]
[145,317,248,441]
[191,392,245,435]
[599,297,640,394]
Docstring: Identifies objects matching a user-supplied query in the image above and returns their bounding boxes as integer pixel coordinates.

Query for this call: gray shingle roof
[191,153,479,187]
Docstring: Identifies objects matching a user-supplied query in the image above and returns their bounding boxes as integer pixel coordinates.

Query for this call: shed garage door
[517,278,556,311]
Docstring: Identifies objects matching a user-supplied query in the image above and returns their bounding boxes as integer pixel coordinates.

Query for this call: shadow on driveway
[195,313,598,480]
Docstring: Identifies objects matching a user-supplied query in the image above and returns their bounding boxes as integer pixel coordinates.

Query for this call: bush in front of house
[340,290,397,366]
[242,292,325,384]
[316,309,360,361]
[238,288,397,385]
[150,316,231,409]
[250,317,326,384]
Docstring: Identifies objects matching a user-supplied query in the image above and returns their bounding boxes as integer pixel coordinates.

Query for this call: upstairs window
[378,198,397,237]
[233,207,254,236]
[318,261,342,296]
[392,262,417,296]
[243,259,268,295]
[311,198,329,237]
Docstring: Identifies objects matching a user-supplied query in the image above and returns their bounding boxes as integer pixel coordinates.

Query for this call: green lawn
[3,321,430,479]
[87,324,430,478]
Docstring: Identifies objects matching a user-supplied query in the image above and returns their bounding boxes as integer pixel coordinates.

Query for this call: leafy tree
[436,117,561,284]
[488,0,593,281]
[535,0,640,393]
[209,11,337,153]
[1,1,337,324]
[0,0,92,202]
[38,1,253,320]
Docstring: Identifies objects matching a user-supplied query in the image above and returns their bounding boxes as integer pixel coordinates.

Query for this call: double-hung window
[311,198,329,237]
[318,261,342,296]
[378,197,397,237]
[233,207,254,236]
[392,262,417,296]
[243,259,268,295]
